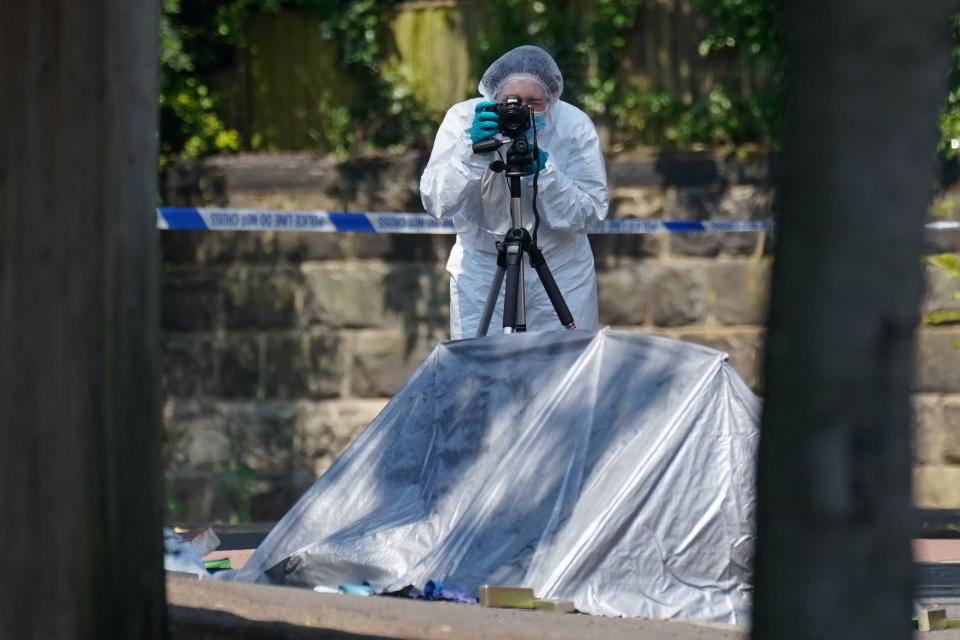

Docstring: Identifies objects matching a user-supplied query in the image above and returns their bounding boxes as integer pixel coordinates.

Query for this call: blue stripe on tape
[662,220,706,233]
[329,212,377,233]
[161,207,208,230]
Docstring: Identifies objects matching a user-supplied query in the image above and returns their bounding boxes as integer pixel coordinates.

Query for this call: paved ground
[175,524,960,638]
[167,576,746,640]
[168,577,960,639]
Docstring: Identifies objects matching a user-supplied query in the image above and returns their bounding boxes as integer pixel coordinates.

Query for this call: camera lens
[499,104,530,133]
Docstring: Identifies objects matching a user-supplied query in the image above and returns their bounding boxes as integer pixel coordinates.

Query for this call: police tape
[157,207,960,235]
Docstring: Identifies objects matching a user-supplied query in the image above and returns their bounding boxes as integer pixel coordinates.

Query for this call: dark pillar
[752,3,954,639]
[0,2,165,638]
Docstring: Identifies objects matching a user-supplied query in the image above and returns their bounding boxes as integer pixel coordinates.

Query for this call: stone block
[165,472,232,524]
[262,332,344,400]
[665,185,769,257]
[276,233,348,262]
[162,399,230,473]
[925,193,960,253]
[334,152,428,211]
[163,397,310,522]
[761,231,776,257]
[302,262,446,329]
[664,186,722,219]
[922,259,960,318]
[668,232,722,257]
[220,401,300,476]
[293,399,388,476]
[352,234,454,261]
[714,260,772,326]
[211,232,284,264]
[669,231,761,258]
[664,186,723,257]
[162,337,215,398]
[590,234,661,266]
[913,395,945,465]
[717,185,772,219]
[913,465,960,509]
[222,268,301,330]
[216,336,262,399]
[159,157,228,206]
[597,265,648,326]
[719,233,761,256]
[166,468,278,524]
[160,231,203,265]
[384,264,450,330]
[925,228,960,254]
[164,231,285,266]
[161,270,220,332]
[228,189,340,211]
[350,329,444,397]
[248,479,313,522]
[302,263,392,328]
[607,152,720,187]
[915,328,960,392]
[608,187,665,218]
[650,263,709,327]
[414,268,452,332]
[672,329,765,391]
[719,150,774,185]
[944,400,960,464]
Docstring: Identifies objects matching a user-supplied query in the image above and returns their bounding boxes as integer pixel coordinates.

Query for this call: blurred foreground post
[0,2,165,638]
[752,3,954,639]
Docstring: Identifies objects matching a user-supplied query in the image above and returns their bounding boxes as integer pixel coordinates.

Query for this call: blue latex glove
[470,101,500,145]
[523,147,549,176]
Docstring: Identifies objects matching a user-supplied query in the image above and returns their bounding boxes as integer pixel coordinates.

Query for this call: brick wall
[160,151,960,522]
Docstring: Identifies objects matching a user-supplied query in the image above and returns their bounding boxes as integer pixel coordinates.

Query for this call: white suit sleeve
[533,119,608,233]
[420,105,509,223]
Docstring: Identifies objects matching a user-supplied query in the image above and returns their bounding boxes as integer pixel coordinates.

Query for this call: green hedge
[158,1,960,161]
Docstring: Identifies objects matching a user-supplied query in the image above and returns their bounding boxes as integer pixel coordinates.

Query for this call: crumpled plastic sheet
[164,527,219,579]
[232,329,760,624]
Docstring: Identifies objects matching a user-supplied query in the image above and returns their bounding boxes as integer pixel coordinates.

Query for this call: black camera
[482,95,531,137]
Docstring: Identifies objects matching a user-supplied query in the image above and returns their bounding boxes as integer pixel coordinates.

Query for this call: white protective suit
[420,47,609,339]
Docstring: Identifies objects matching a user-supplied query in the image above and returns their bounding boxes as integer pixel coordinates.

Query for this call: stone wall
[160,151,960,522]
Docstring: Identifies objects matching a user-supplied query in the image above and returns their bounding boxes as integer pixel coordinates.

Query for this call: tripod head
[472,133,534,179]
[492,137,534,178]
[490,138,534,182]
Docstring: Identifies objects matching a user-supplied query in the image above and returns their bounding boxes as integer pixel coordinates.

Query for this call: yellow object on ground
[534,598,576,613]
[478,585,535,609]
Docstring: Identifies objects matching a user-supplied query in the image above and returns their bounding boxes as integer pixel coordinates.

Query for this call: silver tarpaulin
[232,329,760,624]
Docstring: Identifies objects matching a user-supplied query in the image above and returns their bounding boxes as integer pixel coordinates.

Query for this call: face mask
[532,110,548,131]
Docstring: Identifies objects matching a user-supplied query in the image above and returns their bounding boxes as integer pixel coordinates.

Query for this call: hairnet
[478,45,564,104]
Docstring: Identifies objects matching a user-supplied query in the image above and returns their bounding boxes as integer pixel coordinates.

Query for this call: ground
[167,576,960,639]
[167,576,745,639]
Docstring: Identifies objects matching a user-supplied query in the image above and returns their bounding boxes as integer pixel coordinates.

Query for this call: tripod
[475,138,576,337]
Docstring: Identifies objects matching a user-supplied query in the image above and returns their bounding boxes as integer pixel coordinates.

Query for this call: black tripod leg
[528,244,576,329]
[502,242,523,333]
[477,241,508,338]
[476,266,505,337]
